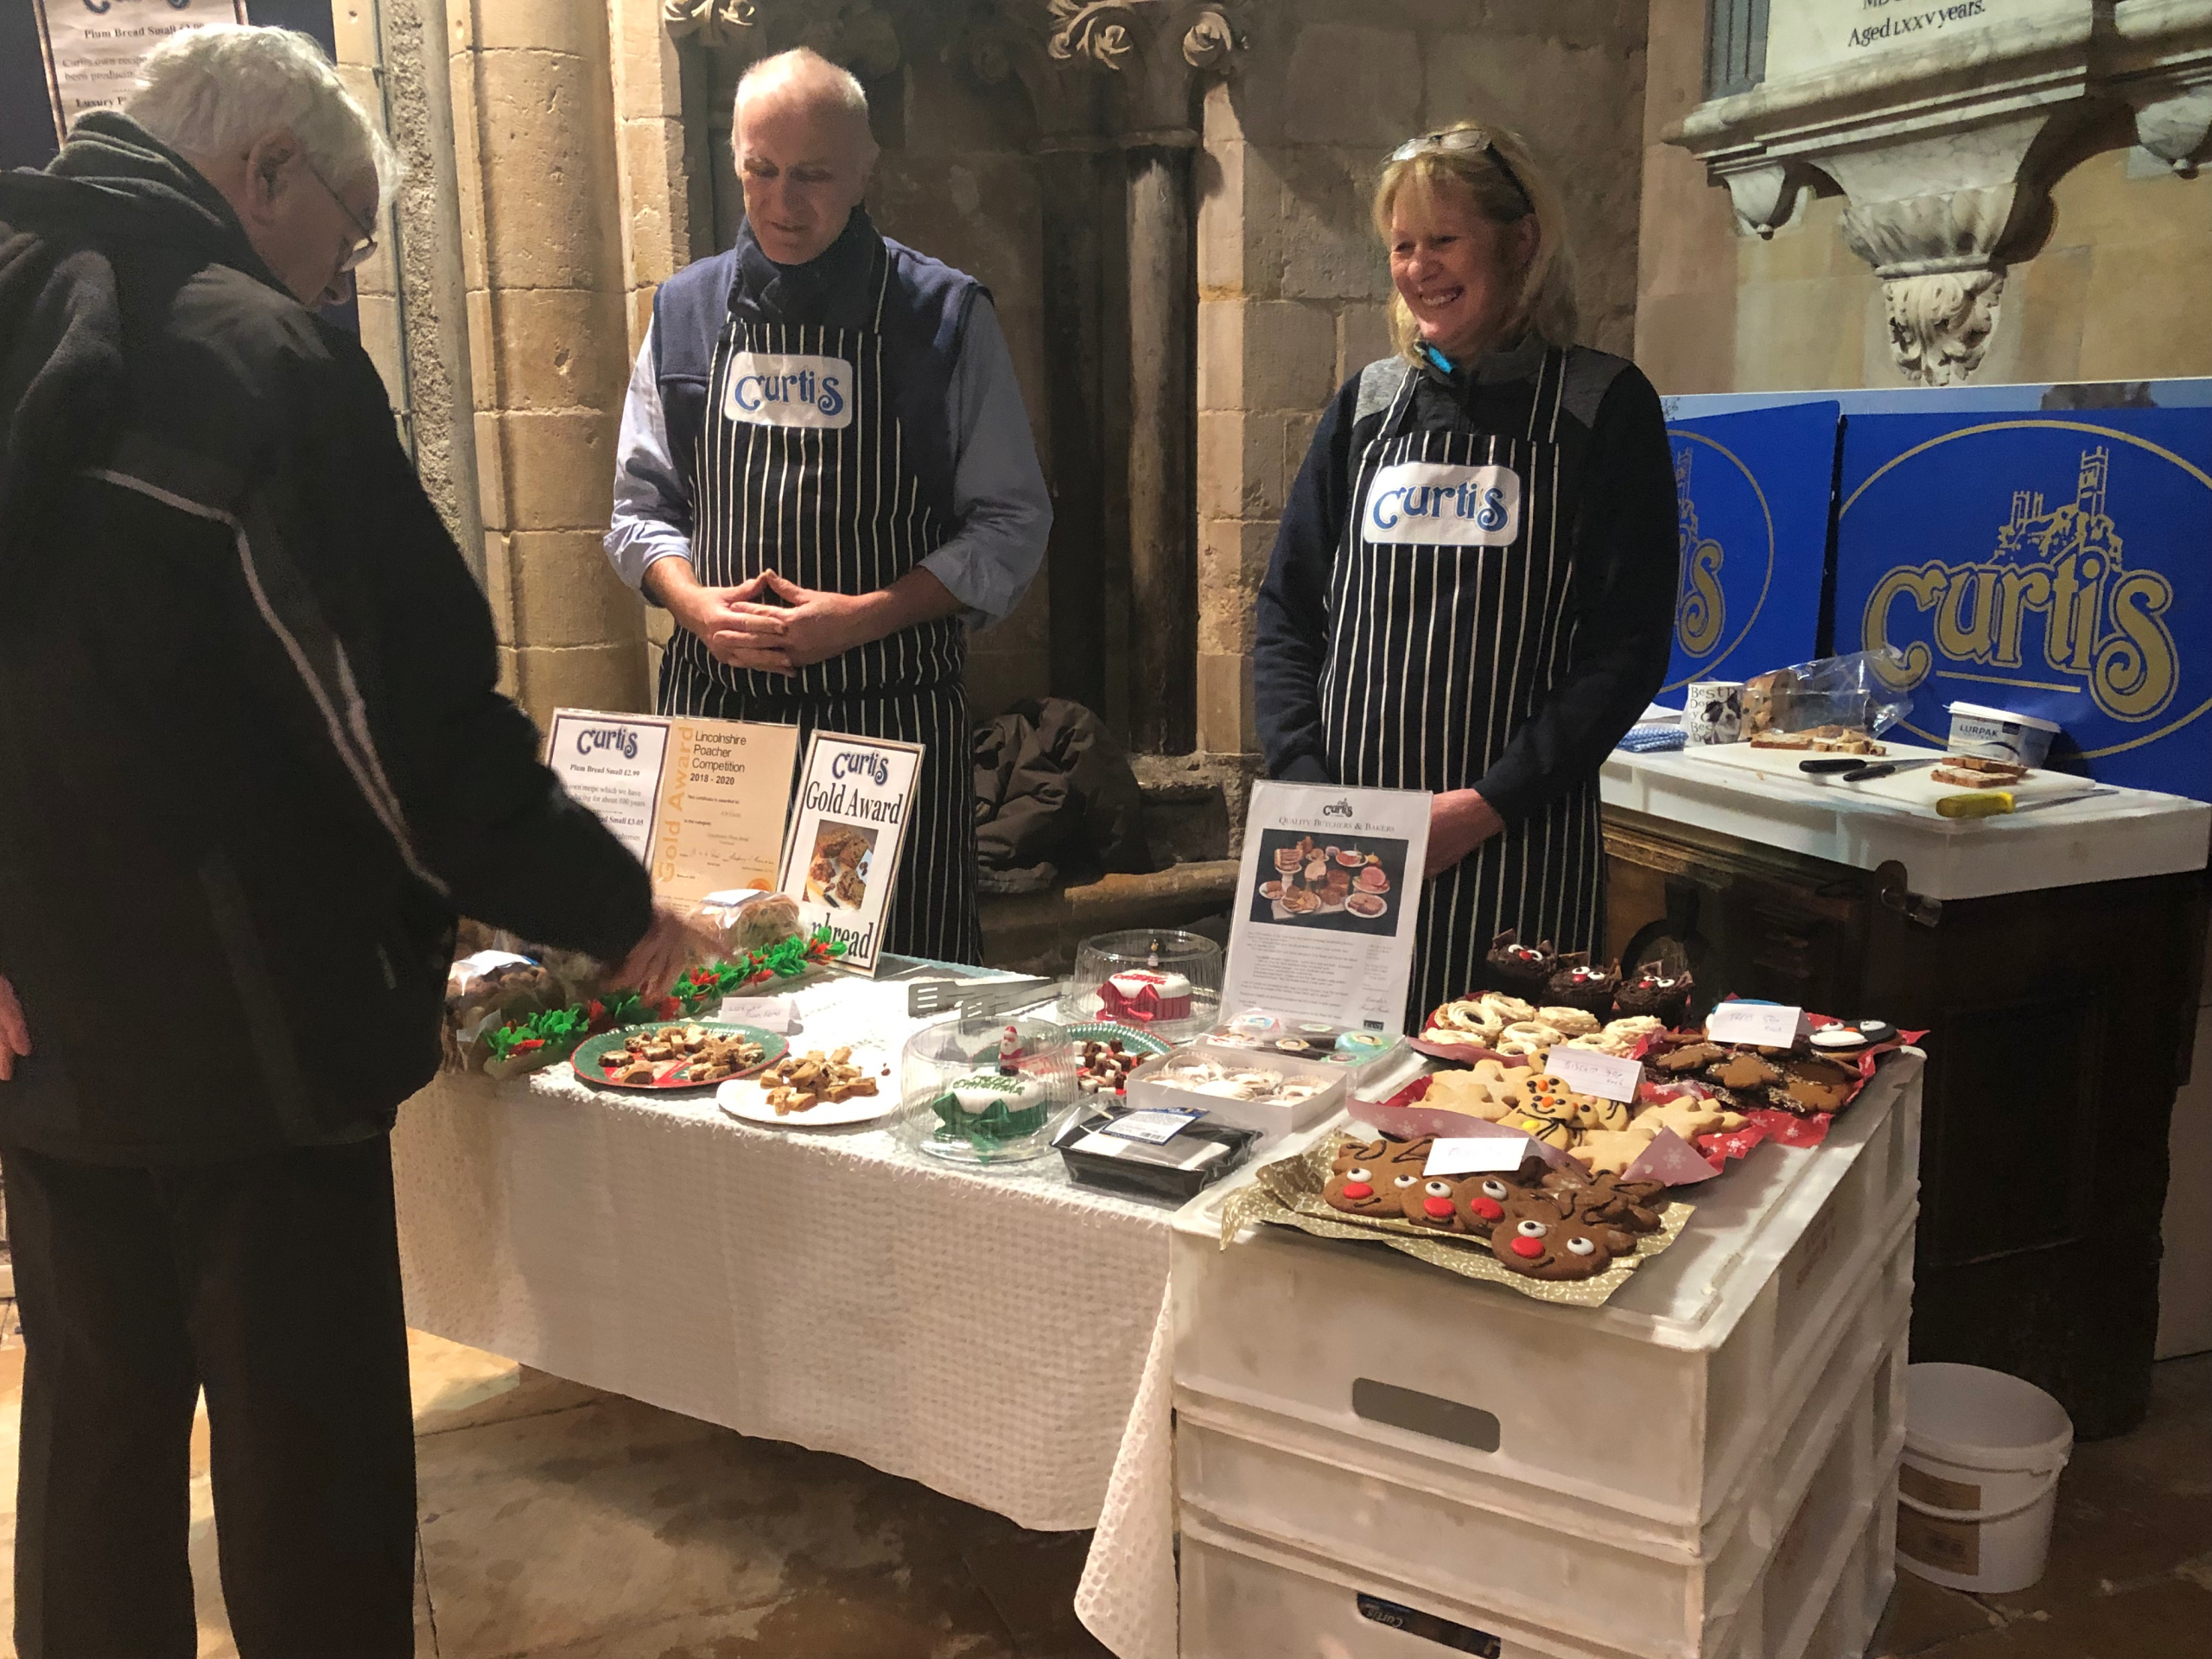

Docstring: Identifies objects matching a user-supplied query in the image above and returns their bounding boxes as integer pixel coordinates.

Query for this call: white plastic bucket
[1897,1363,2073,1593]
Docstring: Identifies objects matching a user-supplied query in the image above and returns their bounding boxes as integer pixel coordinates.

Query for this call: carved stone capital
[958,3,1108,147]
[664,0,900,79]
[1040,0,1242,140]
[1882,268,2005,387]
[1664,2,2148,384]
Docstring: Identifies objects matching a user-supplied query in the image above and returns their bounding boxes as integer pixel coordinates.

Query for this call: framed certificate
[773,730,924,976]
[543,709,799,909]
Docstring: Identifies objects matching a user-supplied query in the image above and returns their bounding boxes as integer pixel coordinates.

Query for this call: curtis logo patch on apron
[721,352,854,429]
[1363,461,1522,546]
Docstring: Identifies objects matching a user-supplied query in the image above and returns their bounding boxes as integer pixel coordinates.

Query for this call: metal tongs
[905,974,1055,1020]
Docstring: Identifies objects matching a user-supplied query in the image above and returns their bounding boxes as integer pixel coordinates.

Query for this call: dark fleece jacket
[0,114,653,1162]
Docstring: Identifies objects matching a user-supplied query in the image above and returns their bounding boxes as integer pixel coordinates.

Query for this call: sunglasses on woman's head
[1389,128,1535,219]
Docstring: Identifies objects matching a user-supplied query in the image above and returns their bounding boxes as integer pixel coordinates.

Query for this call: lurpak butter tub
[1946,702,2059,768]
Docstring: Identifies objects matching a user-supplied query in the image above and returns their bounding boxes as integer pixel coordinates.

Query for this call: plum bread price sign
[1834,408,2212,800]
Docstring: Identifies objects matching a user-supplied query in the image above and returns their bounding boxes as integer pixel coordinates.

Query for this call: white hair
[733,48,874,149]
[129,23,402,201]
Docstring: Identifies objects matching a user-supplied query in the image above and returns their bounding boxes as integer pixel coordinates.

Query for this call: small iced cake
[1098,969,1194,1024]
[930,1071,1051,1146]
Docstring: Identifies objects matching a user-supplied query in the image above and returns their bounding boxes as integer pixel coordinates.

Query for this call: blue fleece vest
[649,224,982,526]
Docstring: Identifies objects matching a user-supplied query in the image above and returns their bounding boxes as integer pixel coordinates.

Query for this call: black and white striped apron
[1319,350,1603,1028]
[658,259,982,965]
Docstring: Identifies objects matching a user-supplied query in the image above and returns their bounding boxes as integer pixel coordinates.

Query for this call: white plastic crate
[1171,1052,1923,1535]
[1175,1249,1911,1659]
[1179,1434,1903,1659]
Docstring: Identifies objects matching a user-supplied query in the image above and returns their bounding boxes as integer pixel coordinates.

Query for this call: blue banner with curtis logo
[1659,401,1837,702]
[1834,409,2212,798]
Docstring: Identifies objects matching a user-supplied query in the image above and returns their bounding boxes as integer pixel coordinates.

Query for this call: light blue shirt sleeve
[604,320,696,596]
[922,296,1053,630]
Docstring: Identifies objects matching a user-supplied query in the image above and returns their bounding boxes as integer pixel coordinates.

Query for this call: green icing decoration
[928,1072,1051,1148]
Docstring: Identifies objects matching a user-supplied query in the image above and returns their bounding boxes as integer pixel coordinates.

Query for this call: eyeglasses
[306,159,379,272]
[1389,127,1535,219]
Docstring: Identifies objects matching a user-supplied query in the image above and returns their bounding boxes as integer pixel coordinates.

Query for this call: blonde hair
[130,24,400,200]
[1372,122,1579,360]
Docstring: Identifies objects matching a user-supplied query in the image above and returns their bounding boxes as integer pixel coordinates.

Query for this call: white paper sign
[32,0,246,143]
[1543,1046,1643,1103]
[545,711,671,862]
[776,730,924,976]
[717,995,794,1033]
[1706,1001,1805,1047]
[1424,1135,1535,1177]
[1100,1108,1205,1144]
[1220,782,1432,1034]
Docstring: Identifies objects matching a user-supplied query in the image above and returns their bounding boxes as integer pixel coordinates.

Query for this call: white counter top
[1601,747,2211,900]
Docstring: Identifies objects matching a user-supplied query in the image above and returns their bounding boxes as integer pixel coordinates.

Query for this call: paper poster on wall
[544,709,798,906]
[774,731,923,976]
[1833,407,2212,800]
[1221,782,1431,1033]
[33,0,247,144]
[1658,400,1838,703]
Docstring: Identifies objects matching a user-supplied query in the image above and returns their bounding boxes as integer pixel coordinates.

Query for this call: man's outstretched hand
[614,902,722,999]
[0,976,29,1083]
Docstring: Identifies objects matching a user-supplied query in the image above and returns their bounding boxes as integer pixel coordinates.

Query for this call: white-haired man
[607,48,1052,964]
[0,24,702,1655]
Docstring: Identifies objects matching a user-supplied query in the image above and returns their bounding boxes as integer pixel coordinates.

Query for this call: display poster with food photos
[1222,782,1431,1033]
[32,0,247,143]
[773,730,923,976]
[545,709,798,908]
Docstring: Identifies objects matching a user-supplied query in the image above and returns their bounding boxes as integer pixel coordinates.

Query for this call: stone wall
[1194,0,1650,756]
[452,0,651,724]
[1636,0,2212,392]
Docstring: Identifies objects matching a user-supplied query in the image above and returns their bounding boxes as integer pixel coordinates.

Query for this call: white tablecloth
[390,966,1180,1657]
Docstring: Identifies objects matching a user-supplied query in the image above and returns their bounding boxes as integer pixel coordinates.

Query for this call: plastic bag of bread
[1741,647,1914,740]
[699,888,802,958]
[443,950,563,1071]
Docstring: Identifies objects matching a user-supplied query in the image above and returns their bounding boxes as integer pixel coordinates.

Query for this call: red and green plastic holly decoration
[478,927,849,1071]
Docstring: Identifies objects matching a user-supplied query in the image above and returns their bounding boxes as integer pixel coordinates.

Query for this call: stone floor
[0,1332,2201,1656]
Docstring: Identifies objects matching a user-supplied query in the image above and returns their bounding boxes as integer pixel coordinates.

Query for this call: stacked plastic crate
[1170,1053,1924,1659]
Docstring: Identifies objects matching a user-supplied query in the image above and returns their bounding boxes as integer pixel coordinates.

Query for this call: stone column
[1122,136,1196,753]
[965,16,1115,719]
[379,0,486,583]
[1049,2,1240,754]
[450,0,649,721]
[331,0,484,584]
[1039,138,1113,716]
[608,0,706,693]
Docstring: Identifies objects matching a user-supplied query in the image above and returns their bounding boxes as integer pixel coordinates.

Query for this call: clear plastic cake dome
[1059,929,1223,1041]
[900,1012,1077,1167]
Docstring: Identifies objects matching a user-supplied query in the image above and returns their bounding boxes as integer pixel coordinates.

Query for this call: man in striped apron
[607,49,1051,965]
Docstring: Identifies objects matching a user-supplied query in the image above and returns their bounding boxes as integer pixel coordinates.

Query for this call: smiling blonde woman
[1253,121,1680,1031]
